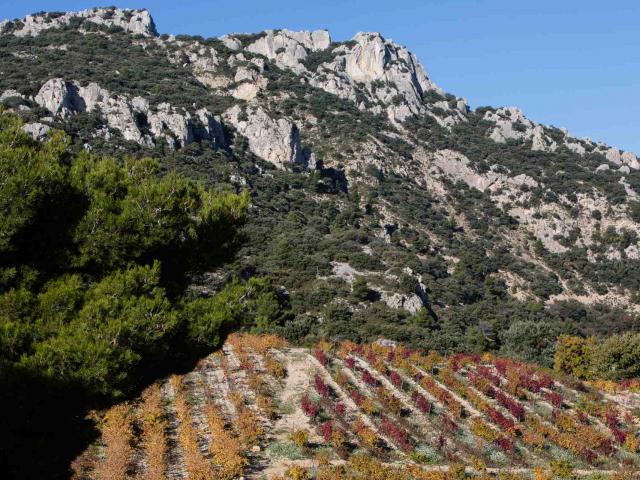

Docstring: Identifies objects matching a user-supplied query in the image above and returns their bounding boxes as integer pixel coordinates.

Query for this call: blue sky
[2,0,639,153]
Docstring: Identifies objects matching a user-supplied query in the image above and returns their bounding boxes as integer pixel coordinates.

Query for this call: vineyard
[71,335,640,479]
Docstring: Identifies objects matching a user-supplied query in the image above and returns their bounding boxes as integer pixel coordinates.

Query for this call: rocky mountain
[2,7,640,353]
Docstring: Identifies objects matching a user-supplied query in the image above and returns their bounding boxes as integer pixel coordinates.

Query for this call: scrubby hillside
[73,334,640,479]
[2,8,639,366]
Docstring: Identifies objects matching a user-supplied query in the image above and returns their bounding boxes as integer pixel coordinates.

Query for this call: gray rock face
[224,104,305,169]
[380,291,423,313]
[35,79,85,118]
[310,32,450,122]
[345,32,435,121]
[5,8,157,37]
[219,35,242,51]
[482,107,640,168]
[22,122,51,141]
[418,145,640,258]
[483,107,557,152]
[0,89,24,102]
[606,148,622,165]
[33,78,224,149]
[603,148,639,170]
[246,29,331,73]
[621,151,640,170]
[240,29,465,125]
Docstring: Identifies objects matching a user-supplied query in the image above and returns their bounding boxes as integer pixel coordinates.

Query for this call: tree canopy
[0,111,289,478]
[0,111,259,396]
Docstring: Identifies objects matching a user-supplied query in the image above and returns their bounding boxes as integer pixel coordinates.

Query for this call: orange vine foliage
[172,375,215,480]
[420,374,463,418]
[351,419,379,449]
[94,404,134,480]
[227,332,287,354]
[235,407,264,446]
[376,386,403,416]
[204,402,246,480]
[338,339,358,359]
[139,384,167,480]
[289,428,310,449]
[625,434,639,454]
[469,417,501,443]
[265,355,287,379]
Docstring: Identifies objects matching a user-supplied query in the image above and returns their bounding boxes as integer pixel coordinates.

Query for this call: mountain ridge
[2,5,640,345]
[2,8,637,162]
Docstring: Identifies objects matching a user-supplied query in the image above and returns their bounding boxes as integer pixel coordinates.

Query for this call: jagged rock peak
[244,28,331,73]
[346,31,439,91]
[319,30,447,122]
[0,7,157,37]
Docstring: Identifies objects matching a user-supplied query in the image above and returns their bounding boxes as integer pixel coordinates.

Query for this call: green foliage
[0,111,256,399]
[0,114,69,258]
[22,263,178,397]
[68,153,250,275]
[629,201,640,222]
[301,43,339,71]
[591,332,640,380]
[500,320,569,367]
[554,335,598,380]
[0,28,234,112]
[180,277,290,351]
[350,276,370,303]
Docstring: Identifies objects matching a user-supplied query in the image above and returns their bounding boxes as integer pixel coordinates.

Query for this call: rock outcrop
[343,32,437,115]
[22,122,51,141]
[224,104,305,169]
[33,78,224,149]
[0,89,24,102]
[246,29,331,73]
[308,32,462,123]
[483,107,558,152]
[5,8,157,37]
[381,291,423,313]
[238,29,467,124]
[483,107,640,170]
[34,79,85,118]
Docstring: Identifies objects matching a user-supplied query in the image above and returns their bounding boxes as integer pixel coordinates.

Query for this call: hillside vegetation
[1,8,639,363]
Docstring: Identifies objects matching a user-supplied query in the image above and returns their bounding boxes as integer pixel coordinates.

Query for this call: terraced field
[71,335,640,479]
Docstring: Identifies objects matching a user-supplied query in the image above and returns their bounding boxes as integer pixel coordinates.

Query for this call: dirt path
[270,349,320,439]
[198,353,237,420]
[256,348,323,480]
[160,379,187,479]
